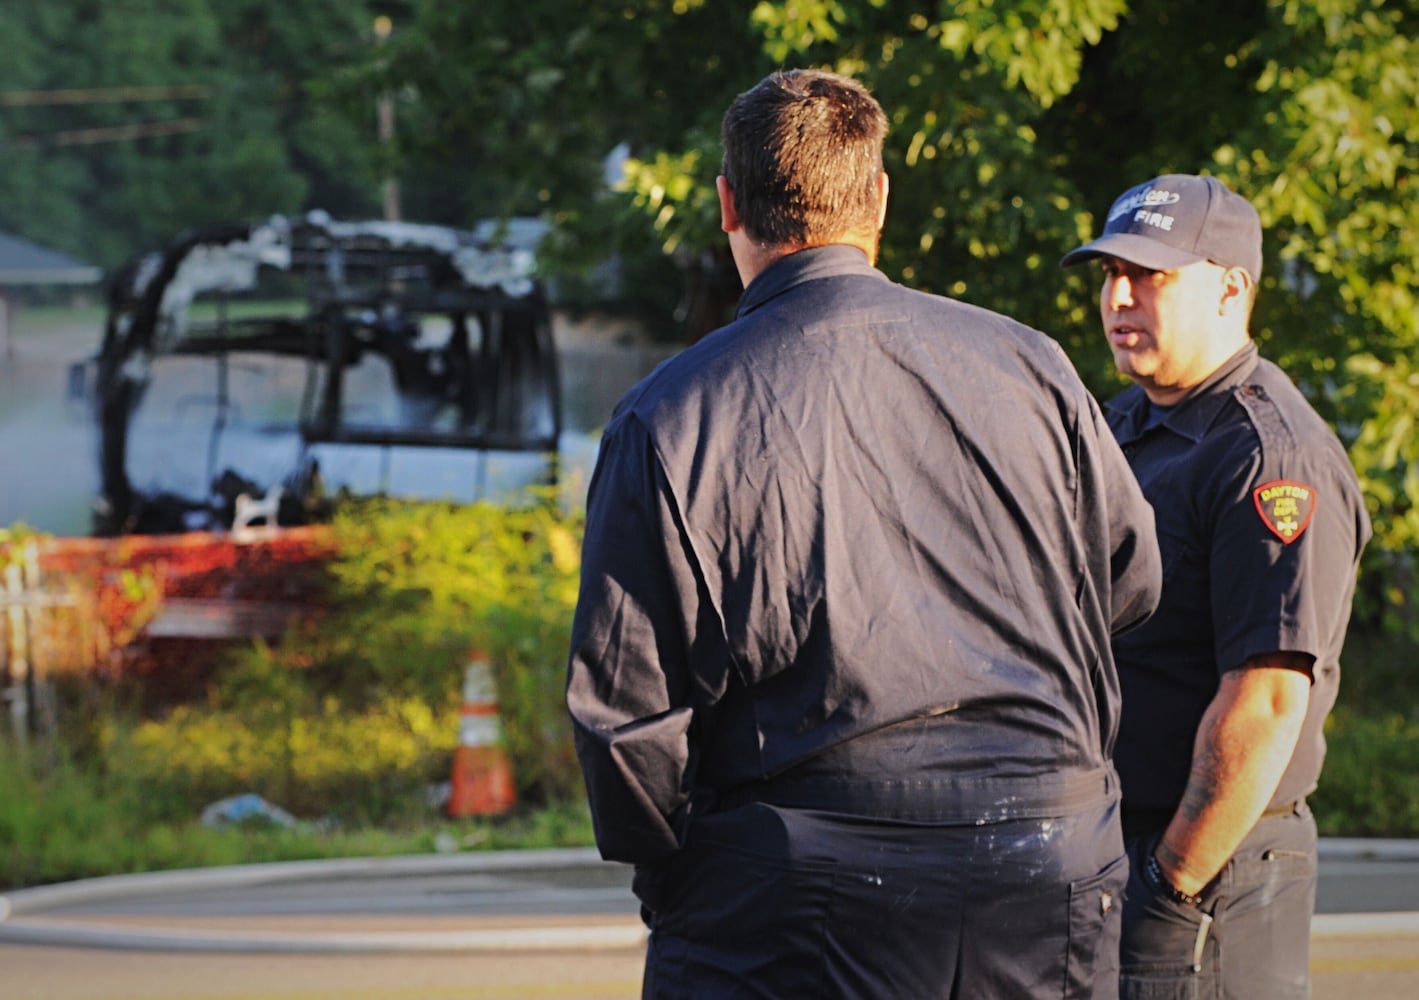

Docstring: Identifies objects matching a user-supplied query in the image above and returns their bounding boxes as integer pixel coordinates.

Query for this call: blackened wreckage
[78,213,560,536]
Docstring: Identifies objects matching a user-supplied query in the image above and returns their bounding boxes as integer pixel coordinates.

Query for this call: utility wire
[0,85,211,107]
[7,118,205,148]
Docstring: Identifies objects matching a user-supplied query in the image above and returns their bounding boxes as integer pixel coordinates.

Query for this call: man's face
[1098,255,1229,404]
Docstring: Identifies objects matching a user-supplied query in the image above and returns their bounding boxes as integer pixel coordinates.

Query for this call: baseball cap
[1060,174,1262,281]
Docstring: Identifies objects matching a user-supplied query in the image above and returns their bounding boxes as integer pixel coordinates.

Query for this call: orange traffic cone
[447,653,517,818]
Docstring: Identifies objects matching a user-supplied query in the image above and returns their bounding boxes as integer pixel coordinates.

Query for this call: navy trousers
[1119,803,1317,999]
[636,800,1126,999]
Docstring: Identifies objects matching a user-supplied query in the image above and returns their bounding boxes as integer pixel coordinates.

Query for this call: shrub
[1312,706,1419,838]
[99,691,461,824]
[315,494,585,804]
[119,492,590,821]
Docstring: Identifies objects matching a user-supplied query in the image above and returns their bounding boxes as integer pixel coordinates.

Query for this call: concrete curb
[1312,912,1419,938]
[0,918,649,954]
[0,847,648,953]
[1319,838,1419,862]
[1,841,1414,954]
[0,846,608,918]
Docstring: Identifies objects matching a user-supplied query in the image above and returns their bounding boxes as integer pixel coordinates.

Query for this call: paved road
[2,842,1417,998]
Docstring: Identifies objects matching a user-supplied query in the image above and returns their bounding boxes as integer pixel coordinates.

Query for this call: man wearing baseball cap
[1062,174,1371,997]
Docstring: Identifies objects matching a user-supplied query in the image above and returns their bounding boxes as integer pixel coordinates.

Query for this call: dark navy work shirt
[1107,343,1372,815]
[567,245,1162,864]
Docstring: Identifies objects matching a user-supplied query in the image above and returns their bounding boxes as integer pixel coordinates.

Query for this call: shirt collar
[1108,342,1260,444]
[735,244,884,318]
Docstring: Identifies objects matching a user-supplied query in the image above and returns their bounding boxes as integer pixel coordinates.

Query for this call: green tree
[1228,2,1418,637]
[0,1,1413,632]
[1038,0,1418,632]
[338,0,770,334]
[0,0,385,268]
[381,0,1418,635]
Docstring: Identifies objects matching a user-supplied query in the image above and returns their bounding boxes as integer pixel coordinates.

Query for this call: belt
[1124,798,1303,838]
[712,765,1118,823]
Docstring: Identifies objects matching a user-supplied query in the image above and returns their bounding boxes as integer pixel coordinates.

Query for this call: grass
[2,624,1414,890]
[0,744,595,890]
[7,301,106,337]
[1,613,1413,891]
[11,299,309,335]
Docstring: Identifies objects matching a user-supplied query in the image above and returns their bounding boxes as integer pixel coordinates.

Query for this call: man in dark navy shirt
[1062,174,1371,998]
[568,69,1162,999]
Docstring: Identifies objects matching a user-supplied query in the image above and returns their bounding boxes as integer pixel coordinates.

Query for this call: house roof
[0,230,102,285]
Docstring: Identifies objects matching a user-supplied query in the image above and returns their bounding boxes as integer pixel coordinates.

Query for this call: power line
[0,85,211,107]
[7,118,205,148]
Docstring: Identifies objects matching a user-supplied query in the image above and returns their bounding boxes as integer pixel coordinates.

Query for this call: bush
[316,494,585,804]
[1309,629,1419,838]
[87,493,588,827]
[9,493,1417,889]
[1313,707,1419,837]
[99,691,461,824]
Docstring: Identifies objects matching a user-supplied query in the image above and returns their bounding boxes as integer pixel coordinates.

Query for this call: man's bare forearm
[1154,656,1311,896]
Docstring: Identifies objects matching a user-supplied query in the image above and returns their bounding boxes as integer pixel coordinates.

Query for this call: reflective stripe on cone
[448,654,516,818]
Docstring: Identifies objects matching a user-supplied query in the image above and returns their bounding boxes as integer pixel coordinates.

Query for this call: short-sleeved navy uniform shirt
[1107,343,1371,814]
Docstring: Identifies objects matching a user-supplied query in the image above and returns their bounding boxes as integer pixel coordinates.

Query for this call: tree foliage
[0,0,384,268]
[0,1,1413,633]
[387,0,1413,633]
[412,0,1414,635]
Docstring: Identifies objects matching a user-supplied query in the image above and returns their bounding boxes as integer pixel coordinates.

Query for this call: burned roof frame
[84,212,561,536]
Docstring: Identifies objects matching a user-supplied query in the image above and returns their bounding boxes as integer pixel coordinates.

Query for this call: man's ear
[876,172,890,230]
[1220,265,1253,315]
[716,175,739,234]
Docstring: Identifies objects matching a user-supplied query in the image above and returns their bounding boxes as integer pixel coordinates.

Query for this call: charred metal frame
[83,213,561,536]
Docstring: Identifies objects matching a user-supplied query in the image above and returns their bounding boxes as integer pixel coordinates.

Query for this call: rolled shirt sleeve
[566,413,697,864]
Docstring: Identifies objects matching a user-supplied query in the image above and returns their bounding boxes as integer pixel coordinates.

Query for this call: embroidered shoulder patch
[1252,480,1317,544]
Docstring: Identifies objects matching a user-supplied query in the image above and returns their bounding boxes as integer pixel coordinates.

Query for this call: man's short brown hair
[720,69,888,249]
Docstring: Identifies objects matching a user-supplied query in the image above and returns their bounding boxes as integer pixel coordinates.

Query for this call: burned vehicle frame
[80,213,561,536]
